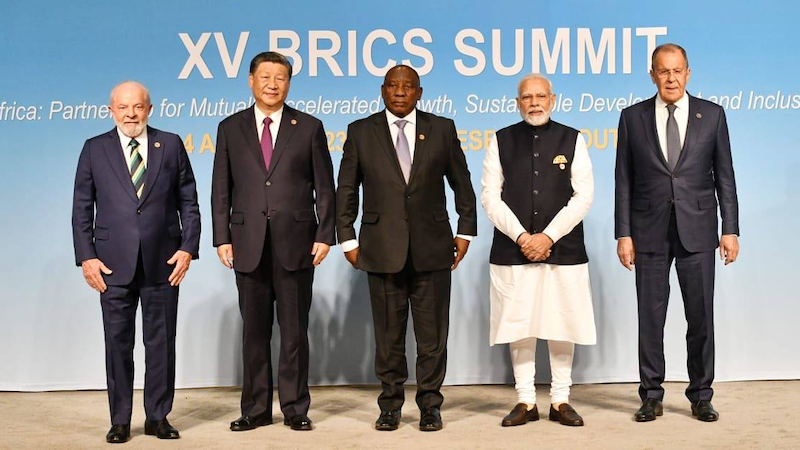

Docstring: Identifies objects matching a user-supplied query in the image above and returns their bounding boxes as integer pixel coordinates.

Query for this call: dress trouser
[635,210,716,402]
[235,222,314,419]
[100,253,178,425]
[367,252,451,412]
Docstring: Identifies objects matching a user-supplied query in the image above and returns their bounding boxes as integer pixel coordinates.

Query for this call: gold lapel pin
[291,119,297,125]
[696,113,702,119]
[419,134,425,140]
[154,142,161,148]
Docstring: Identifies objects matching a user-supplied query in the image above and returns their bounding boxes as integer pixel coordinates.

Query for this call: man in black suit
[615,43,740,423]
[72,81,201,443]
[336,65,477,432]
[212,52,336,431]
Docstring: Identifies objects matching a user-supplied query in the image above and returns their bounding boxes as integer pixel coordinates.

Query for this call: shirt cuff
[455,234,473,241]
[340,239,359,252]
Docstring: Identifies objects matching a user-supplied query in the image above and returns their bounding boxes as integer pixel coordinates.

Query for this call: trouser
[100,254,178,425]
[367,253,451,411]
[509,337,575,405]
[635,211,716,402]
[236,223,314,418]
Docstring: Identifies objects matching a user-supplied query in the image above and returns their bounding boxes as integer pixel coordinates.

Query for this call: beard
[521,109,551,127]
[115,119,147,138]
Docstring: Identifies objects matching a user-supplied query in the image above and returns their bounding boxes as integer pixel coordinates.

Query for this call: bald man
[72,81,200,443]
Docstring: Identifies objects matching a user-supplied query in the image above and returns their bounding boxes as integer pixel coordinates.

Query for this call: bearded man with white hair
[481,74,596,427]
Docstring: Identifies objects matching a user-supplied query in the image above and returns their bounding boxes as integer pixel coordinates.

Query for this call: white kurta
[481,131,596,346]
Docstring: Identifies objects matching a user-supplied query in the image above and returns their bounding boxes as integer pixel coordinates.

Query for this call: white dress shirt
[117,127,148,169]
[340,108,472,253]
[254,105,283,146]
[655,93,689,160]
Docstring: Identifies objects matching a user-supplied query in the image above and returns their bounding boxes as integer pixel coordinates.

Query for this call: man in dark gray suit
[336,65,477,432]
[212,52,335,432]
[615,43,740,423]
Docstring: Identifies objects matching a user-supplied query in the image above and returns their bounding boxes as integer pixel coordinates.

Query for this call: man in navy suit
[615,44,740,423]
[72,81,200,443]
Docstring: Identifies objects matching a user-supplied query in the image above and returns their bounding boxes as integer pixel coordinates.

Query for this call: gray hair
[651,43,689,69]
[517,73,553,96]
[109,81,151,105]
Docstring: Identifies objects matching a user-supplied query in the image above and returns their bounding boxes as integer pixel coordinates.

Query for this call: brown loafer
[549,403,584,426]
[501,403,539,427]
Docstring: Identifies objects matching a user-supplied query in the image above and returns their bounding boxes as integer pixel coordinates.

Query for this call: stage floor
[2,381,797,449]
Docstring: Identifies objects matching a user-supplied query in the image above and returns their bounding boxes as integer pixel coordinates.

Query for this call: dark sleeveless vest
[489,120,589,266]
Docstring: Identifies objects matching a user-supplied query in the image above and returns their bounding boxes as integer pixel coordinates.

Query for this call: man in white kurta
[481,74,595,427]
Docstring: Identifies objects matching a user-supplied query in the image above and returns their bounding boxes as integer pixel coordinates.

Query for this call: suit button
[534,170,539,176]
[667,198,673,203]
[265,181,272,187]
[671,175,677,180]
[407,195,411,199]
[533,210,538,215]
[533,152,539,158]
[404,217,408,221]
[534,135,539,140]
[136,209,141,215]
[261,211,267,216]
[533,190,539,195]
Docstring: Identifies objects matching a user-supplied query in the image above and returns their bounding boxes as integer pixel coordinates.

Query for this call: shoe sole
[376,424,399,431]
[502,414,539,427]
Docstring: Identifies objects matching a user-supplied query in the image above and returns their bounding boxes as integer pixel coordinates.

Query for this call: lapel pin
[154,142,161,148]
[291,119,297,125]
[696,113,702,119]
[419,134,425,140]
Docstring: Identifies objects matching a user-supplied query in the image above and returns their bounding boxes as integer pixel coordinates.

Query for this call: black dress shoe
[230,412,273,431]
[634,398,664,422]
[283,414,313,431]
[375,409,401,431]
[419,407,443,432]
[549,404,584,426]
[144,418,180,439]
[691,400,719,422]
[106,424,130,444]
[501,403,539,427]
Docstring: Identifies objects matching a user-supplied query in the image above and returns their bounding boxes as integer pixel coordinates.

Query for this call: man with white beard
[481,74,596,427]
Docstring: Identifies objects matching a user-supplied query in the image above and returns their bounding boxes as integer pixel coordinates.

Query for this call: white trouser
[509,337,575,405]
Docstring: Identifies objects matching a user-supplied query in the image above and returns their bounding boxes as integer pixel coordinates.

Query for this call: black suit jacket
[615,95,739,253]
[212,105,336,273]
[72,126,201,285]
[336,110,477,273]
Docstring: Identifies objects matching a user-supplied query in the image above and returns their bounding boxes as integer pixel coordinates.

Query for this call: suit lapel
[138,127,163,205]
[103,129,138,202]
[408,112,430,185]
[639,97,670,170]
[239,106,269,177]
[373,111,406,183]
[267,106,297,178]
[675,95,704,172]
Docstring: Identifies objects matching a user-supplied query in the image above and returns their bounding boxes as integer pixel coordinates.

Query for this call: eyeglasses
[654,68,686,79]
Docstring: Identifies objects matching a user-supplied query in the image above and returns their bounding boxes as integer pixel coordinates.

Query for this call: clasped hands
[517,232,553,262]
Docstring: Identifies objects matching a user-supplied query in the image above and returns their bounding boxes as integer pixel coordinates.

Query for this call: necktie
[394,119,411,183]
[666,104,680,170]
[129,139,145,198]
[261,116,274,171]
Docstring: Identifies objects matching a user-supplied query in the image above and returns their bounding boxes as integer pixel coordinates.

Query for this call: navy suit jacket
[211,105,336,273]
[615,95,739,253]
[72,126,201,285]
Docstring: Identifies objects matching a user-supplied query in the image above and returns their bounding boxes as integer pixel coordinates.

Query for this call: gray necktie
[394,119,411,183]
[666,103,680,170]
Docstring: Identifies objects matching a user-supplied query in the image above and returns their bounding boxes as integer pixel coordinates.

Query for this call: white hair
[517,73,553,96]
[109,81,151,106]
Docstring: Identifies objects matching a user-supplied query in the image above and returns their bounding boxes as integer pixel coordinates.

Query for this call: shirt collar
[655,92,689,111]
[255,105,284,126]
[117,126,147,147]
[386,108,416,127]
